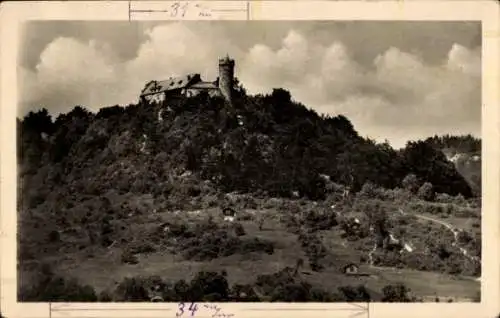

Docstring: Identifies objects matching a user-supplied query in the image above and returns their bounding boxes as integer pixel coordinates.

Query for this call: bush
[402,174,420,194]
[128,241,157,254]
[270,282,313,302]
[231,284,260,301]
[113,277,150,301]
[98,290,113,302]
[240,238,274,255]
[417,182,435,201]
[310,288,334,301]
[238,212,254,221]
[233,223,246,236]
[381,283,412,302]
[19,266,98,302]
[303,208,338,231]
[121,250,139,264]
[189,271,230,301]
[47,230,60,243]
[253,268,334,301]
[457,230,473,245]
[172,279,191,300]
[298,232,328,271]
[358,182,380,199]
[337,285,371,302]
[179,227,275,261]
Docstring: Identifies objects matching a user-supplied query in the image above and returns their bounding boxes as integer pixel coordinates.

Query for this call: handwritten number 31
[176,302,198,317]
[170,2,188,17]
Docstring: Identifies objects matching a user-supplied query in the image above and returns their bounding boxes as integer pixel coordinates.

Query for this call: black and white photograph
[16,19,483,304]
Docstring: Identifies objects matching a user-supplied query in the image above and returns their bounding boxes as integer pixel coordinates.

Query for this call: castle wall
[186,88,222,98]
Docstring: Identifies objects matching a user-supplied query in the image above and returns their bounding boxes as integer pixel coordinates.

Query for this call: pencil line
[52,308,173,311]
[212,9,247,12]
[130,9,171,13]
[349,303,368,310]
[128,0,131,21]
[244,308,365,311]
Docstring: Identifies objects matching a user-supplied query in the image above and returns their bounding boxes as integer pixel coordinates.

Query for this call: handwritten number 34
[176,302,198,317]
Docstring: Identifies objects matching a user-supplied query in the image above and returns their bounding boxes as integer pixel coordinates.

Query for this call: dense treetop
[18,84,477,206]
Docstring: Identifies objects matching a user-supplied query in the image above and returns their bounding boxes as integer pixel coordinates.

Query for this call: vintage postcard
[1,1,499,318]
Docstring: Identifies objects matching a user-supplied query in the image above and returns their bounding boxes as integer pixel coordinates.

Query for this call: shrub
[233,223,246,236]
[270,282,312,302]
[309,288,333,301]
[121,250,139,264]
[457,230,473,245]
[113,277,150,301]
[179,227,275,261]
[358,182,380,199]
[231,284,260,301]
[253,268,333,302]
[391,187,412,203]
[47,230,60,243]
[187,185,202,197]
[417,182,435,201]
[435,193,453,203]
[402,174,419,194]
[128,241,157,254]
[238,212,254,221]
[172,279,191,300]
[19,267,98,302]
[98,290,113,302]
[189,271,230,301]
[303,208,338,231]
[240,238,274,255]
[298,232,328,271]
[255,268,296,295]
[381,283,412,302]
[454,207,478,218]
[337,285,371,302]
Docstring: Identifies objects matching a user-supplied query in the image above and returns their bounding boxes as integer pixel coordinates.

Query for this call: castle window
[178,80,183,85]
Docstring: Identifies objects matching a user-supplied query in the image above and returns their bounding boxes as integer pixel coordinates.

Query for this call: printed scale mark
[50,302,174,318]
[243,303,368,318]
[128,1,250,20]
[50,302,368,318]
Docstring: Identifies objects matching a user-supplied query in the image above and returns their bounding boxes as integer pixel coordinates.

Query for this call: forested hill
[18,85,476,211]
[424,134,481,196]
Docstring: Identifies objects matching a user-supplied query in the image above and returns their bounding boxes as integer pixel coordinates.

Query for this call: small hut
[343,263,359,275]
[222,207,237,222]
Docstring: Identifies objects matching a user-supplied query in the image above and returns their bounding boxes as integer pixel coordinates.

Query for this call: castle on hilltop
[140,55,235,105]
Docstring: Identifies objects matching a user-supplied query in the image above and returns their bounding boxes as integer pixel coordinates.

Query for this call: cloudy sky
[19,21,481,148]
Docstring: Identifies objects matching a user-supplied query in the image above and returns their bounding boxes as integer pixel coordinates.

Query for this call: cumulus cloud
[20,37,126,114]
[239,30,480,147]
[20,24,481,148]
[19,23,244,115]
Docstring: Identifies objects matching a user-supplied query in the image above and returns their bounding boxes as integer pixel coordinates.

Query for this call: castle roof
[190,81,219,89]
[141,73,201,96]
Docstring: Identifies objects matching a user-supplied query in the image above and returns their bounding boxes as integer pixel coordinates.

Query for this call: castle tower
[218,55,235,104]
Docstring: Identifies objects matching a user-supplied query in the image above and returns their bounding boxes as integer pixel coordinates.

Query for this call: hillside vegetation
[18,84,481,302]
